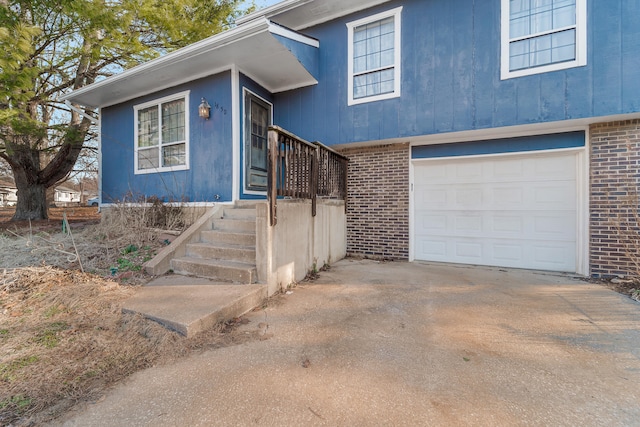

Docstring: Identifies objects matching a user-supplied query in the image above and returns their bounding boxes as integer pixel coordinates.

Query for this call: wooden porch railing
[267,126,348,226]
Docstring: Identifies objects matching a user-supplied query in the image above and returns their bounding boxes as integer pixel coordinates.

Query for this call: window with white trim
[134,92,189,174]
[347,7,402,105]
[501,0,586,79]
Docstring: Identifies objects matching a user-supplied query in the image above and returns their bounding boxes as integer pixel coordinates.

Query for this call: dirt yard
[0,206,264,426]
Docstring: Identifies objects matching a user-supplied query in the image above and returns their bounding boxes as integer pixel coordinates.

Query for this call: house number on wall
[213,102,227,115]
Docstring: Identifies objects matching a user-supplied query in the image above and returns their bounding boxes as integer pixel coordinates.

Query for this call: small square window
[347,7,402,105]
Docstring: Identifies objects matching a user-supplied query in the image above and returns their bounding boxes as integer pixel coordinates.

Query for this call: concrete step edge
[122,283,267,337]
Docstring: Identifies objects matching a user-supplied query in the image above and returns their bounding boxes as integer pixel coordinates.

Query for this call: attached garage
[411,132,587,273]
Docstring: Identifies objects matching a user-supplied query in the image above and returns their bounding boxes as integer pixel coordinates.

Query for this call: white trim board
[500,0,587,80]
[232,65,241,202]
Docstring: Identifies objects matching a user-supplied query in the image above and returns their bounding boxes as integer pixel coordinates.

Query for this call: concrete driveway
[56,259,640,426]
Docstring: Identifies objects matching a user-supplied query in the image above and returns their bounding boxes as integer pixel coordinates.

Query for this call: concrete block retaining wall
[256,199,346,296]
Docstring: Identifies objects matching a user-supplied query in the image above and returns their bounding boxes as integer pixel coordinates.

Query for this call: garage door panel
[416,183,575,211]
[533,183,576,205]
[455,241,483,259]
[533,215,575,237]
[455,188,483,207]
[532,244,573,267]
[413,151,578,272]
[534,155,576,178]
[414,234,575,271]
[414,163,447,181]
[417,211,574,240]
[491,216,524,233]
[491,186,525,207]
[455,162,483,180]
[415,212,447,232]
[416,238,448,258]
[491,158,525,178]
[493,243,524,262]
[454,215,482,233]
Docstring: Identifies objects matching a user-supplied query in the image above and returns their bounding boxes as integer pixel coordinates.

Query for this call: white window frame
[347,6,402,106]
[501,0,587,80]
[134,91,190,175]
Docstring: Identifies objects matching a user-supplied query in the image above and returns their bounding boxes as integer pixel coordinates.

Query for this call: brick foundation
[590,119,640,277]
[340,143,410,260]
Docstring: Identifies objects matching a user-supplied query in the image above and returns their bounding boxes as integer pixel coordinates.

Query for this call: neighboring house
[63,0,640,278]
[0,178,17,206]
[54,186,81,204]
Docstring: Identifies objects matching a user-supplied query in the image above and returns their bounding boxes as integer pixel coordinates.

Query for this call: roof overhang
[62,18,319,108]
[237,0,392,30]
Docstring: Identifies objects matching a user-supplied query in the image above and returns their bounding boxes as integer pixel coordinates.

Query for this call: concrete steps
[126,203,265,337]
[171,257,258,283]
[200,230,256,246]
[186,242,256,264]
[169,205,258,284]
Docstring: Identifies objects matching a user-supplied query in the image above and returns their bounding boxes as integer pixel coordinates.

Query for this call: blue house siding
[273,0,640,147]
[101,72,234,203]
[411,131,586,159]
[271,33,319,80]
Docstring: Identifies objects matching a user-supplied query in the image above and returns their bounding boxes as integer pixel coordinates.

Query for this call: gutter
[61,17,272,106]
[236,0,312,25]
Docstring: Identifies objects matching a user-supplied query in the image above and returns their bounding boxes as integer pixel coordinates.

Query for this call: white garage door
[413,151,577,272]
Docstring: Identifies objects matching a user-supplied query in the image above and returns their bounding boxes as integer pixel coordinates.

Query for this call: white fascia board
[268,22,319,47]
[238,0,392,31]
[61,18,272,107]
[332,112,640,151]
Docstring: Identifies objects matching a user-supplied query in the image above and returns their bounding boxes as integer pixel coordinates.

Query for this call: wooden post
[268,129,278,226]
[311,147,318,217]
[342,157,348,213]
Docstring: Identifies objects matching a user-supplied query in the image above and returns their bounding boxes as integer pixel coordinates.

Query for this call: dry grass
[0,205,263,426]
[0,205,177,283]
[0,267,262,425]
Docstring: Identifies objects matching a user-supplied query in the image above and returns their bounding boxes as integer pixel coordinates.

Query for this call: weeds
[0,395,32,413]
[0,266,259,426]
[0,356,40,382]
[34,321,69,348]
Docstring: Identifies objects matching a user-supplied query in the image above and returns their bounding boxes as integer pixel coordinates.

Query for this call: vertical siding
[621,1,640,113]
[101,72,233,203]
[592,1,623,117]
[273,0,640,146]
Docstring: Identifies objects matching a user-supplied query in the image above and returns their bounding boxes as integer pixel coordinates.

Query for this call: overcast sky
[255,0,282,9]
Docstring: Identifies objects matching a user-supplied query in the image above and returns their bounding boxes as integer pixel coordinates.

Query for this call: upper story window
[347,7,402,106]
[501,0,586,79]
[134,91,189,174]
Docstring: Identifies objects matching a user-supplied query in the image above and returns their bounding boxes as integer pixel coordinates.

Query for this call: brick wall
[590,120,640,277]
[340,143,409,260]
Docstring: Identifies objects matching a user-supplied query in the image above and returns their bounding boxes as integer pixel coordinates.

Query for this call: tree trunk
[9,144,48,221]
[13,178,48,220]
